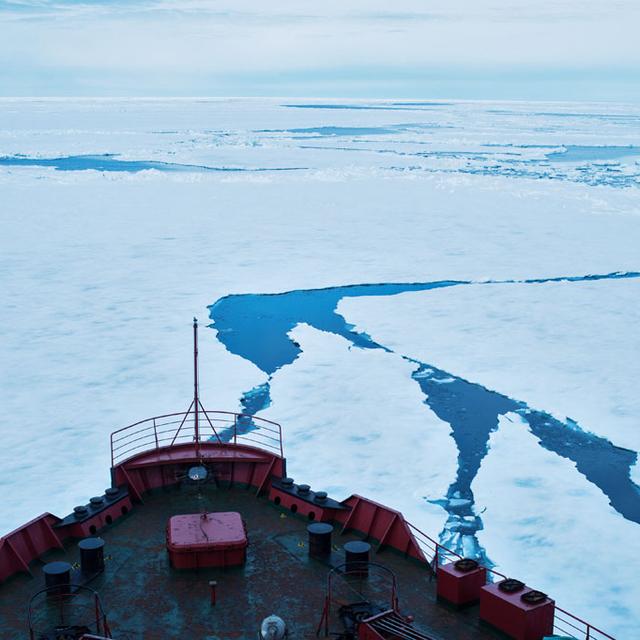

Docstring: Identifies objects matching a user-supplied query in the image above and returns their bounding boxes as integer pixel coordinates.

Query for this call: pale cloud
[0,1,638,98]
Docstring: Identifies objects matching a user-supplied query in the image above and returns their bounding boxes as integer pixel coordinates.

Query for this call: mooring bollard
[209,580,217,606]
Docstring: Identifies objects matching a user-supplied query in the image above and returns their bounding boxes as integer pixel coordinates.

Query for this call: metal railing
[110,409,283,466]
[406,522,614,640]
[109,409,613,640]
[551,607,616,640]
[407,522,463,568]
[29,585,111,640]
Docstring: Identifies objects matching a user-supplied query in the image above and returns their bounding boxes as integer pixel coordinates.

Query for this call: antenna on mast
[172,318,222,466]
[193,317,200,455]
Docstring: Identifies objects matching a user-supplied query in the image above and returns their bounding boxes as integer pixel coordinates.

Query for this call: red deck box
[437,561,487,606]
[480,582,554,640]
[167,511,247,569]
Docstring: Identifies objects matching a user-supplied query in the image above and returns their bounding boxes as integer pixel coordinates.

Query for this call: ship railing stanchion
[153,417,158,450]
[392,577,399,612]
[94,592,100,634]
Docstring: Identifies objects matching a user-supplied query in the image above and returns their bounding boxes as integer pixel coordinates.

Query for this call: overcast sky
[1,0,638,100]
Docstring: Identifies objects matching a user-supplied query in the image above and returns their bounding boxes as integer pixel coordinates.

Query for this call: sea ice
[259,324,457,536]
[1,97,639,635]
[339,277,640,454]
[474,413,640,639]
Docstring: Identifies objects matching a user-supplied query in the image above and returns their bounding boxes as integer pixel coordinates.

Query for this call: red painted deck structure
[0,418,617,640]
[0,320,617,640]
[480,582,555,640]
[167,511,248,569]
[437,560,487,607]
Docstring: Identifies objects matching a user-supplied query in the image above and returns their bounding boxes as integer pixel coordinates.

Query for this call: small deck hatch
[166,511,248,569]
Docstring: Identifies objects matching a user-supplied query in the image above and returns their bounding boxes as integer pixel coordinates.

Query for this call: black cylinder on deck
[344,541,371,577]
[73,506,88,519]
[79,537,105,575]
[43,561,72,596]
[307,522,333,558]
[90,496,104,508]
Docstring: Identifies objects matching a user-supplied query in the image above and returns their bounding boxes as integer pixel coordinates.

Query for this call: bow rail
[110,409,283,466]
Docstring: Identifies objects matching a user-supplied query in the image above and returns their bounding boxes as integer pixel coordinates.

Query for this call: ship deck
[0,484,504,639]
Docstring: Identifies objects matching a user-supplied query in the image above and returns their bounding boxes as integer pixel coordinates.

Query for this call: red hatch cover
[167,512,247,569]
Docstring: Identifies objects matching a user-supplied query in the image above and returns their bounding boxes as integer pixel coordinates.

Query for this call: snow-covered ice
[1,97,639,636]
[339,277,640,453]
[474,414,640,639]
[260,323,457,535]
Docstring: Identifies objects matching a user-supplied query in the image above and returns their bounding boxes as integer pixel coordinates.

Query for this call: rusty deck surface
[0,485,503,639]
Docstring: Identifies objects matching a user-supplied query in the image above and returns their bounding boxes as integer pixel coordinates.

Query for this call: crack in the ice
[0,153,307,173]
[208,270,640,563]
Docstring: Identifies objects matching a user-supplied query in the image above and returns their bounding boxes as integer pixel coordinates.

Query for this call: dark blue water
[217,383,272,444]
[259,126,399,137]
[209,272,640,560]
[546,145,640,163]
[283,104,397,111]
[266,134,639,188]
[410,361,640,559]
[258,124,447,139]
[282,103,451,111]
[487,110,640,122]
[533,112,640,122]
[210,281,461,375]
[392,102,454,107]
[0,154,306,173]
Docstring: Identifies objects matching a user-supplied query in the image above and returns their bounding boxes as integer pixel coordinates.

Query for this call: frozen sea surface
[211,272,640,565]
[1,98,640,637]
[546,145,640,163]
